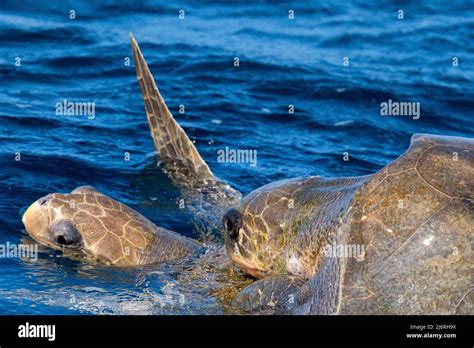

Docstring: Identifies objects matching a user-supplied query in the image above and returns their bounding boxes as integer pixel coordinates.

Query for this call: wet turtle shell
[231,134,473,315]
[335,134,473,314]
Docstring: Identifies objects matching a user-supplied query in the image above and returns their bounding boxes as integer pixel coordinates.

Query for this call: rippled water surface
[0,0,473,314]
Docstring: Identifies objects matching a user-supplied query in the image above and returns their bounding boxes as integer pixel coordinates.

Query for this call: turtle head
[22,186,158,265]
[223,184,295,279]
[223,178,324,279]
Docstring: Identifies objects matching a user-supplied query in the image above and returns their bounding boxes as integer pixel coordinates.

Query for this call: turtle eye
[38,194,52,206]
[55,230,82,247]
[56,235,80,246]
[51,220,82,248]
[225,219,234,233]
[223,208,242,241]
[56,235,76,246]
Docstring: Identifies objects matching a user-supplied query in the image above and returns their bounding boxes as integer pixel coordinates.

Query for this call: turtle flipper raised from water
[130,33,214,183]
[21,34,473,315]
[130,34,241,236]
[129,33,473,314]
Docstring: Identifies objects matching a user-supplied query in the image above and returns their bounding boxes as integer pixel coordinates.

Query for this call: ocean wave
[0,0,472,315]
[0,25,95,45]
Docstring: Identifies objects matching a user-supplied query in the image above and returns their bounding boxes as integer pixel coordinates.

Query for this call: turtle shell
[338,134,473,314]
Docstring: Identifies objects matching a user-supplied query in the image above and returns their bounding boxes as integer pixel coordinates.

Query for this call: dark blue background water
[0,0,472,314]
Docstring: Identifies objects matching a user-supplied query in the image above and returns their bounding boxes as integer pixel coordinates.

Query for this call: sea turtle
[21,34,250,310]
[223,135,473,314]
[125,35,473,314]
[22,34,240,267]
[22,34,473,314]
[22,185,202,266]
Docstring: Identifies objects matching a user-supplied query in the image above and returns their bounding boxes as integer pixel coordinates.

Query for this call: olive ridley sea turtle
[22,34,473,314]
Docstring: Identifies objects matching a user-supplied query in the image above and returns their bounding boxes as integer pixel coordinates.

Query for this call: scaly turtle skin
[129,33,241,237]
[122,37,474,314]
[336,134,473,315]
[22,34,473,315]
[224,134,473,314]
[129,30,472,314]
[23,186,201,266]
[22,34,238,267]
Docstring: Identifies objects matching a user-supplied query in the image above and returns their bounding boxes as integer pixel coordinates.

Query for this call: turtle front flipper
[231,275,305,314]
[233,235,346,315]
[130,33,214,183]
[129,34,241,236]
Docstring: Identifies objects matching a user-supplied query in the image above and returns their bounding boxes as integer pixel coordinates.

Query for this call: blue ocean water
[0,0,472,314]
